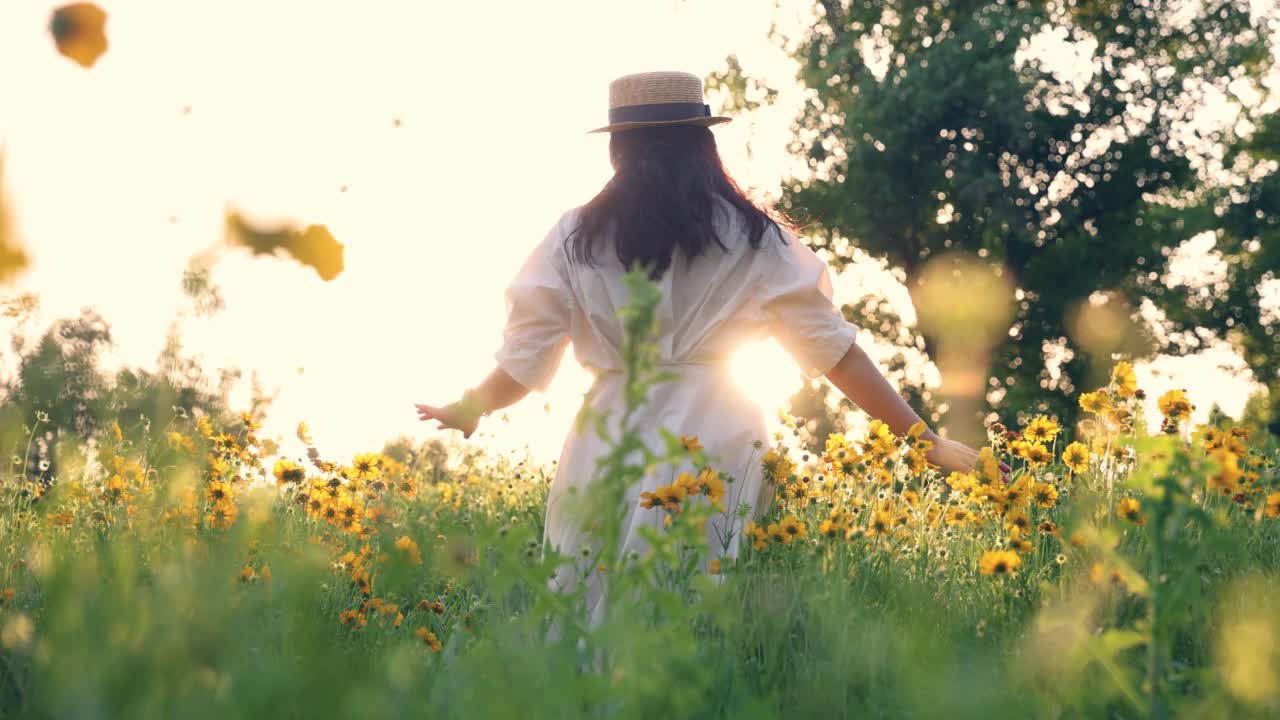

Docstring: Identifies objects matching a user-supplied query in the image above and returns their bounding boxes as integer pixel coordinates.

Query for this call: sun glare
[730,339,802,417]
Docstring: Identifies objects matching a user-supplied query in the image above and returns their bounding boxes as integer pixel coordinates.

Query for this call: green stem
[1148,493,1167,720]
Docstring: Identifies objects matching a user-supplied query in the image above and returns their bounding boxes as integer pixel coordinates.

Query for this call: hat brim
[586,116,732,134]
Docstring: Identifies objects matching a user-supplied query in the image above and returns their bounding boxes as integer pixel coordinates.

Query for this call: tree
[0,307,251,488]
[1149,109,1280,434]
[747,0,1276,432]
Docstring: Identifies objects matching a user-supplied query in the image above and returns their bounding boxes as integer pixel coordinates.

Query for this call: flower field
[0,280,1277,720]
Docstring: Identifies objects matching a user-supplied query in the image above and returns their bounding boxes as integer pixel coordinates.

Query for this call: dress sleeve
[759,227,859,378]
[492,217,573,392]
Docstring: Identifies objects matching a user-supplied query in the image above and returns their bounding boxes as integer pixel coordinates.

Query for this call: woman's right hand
[926,434,1010,480]
[415,400,481,439]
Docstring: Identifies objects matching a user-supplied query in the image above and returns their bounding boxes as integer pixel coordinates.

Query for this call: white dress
[493,198,859,620]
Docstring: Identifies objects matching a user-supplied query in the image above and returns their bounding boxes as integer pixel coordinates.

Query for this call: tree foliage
[743,0,1277,430]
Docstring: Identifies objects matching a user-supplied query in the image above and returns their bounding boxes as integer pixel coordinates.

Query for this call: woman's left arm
[415,367,530,439]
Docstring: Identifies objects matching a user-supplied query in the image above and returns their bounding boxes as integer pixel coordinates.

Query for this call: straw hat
[587,70,732,134]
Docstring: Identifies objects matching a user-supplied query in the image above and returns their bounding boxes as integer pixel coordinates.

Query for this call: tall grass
[0,269,1275,719]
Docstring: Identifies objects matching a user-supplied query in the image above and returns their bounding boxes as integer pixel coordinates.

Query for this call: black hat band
[607,102,711,125]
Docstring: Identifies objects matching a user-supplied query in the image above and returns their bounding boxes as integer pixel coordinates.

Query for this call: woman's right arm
[824,341,1003,477]
[415,366,530,440]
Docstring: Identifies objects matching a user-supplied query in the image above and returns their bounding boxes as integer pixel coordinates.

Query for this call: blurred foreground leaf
[225,211,345,281]
[50,3,108,69]
[0,159,31,285]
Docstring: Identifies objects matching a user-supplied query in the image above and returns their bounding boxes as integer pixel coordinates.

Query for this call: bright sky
[0,0,1266,466]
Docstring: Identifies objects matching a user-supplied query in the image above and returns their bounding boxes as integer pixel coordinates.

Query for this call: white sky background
[0,0,1268,466]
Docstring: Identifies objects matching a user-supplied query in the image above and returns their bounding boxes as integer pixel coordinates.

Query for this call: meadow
[0,271,1275,720]
[0,4,1277,717]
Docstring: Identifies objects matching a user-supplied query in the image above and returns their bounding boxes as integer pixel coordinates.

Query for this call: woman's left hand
[415,401,480,439]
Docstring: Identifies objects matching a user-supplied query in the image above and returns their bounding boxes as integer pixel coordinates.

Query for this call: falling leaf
[0,158,31,285]
[283,225,344,281]
[225,211,345,281]
[296,422,313,445]
[50,3,108,69]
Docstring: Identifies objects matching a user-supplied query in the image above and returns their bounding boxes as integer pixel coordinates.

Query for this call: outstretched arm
[825,341,1006,477]
[415,367,530,440]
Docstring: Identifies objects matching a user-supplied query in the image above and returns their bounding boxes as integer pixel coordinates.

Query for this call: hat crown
[607,71,706,109]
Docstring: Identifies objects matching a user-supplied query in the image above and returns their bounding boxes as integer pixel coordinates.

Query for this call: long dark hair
[568,124,788,279]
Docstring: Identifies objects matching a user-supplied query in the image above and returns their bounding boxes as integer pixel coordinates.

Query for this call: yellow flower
[415,627,442,652]
[1265,493,1280,519]
[818,517,845,538]
[1031,482,1059,509]
[1007,534,1034,554]
[766,522,788,544]
[673,472,700,496]
[640,484,686,513]
[680,435,703,453]
[744,521,768,550]
[1004,477,1032,508]
[906,421,933,453]
[1025,443,1053,468]
[394,536,423,565]
[1005,512,1031,534]
[867,509,893,537]
[1207,450,1243,496]
[273,458,305,486]
[350,453,382,481]
[296,421,314,445]
[1111,361,1138,398]
[206,480,233,505]
[207,500,239,529]
[1079,390,1110,414]
[979,549,1022,576]
[977,447,1003,483]
[1024,416,1060,443]
[1157,389,1193,420]
[1116,497,1144,526]
[697,468,726,507]
[708,559,721,575]
[905,450,931,474]
[762,449,796,480]
[944,506,974,527]
[946,472,978,493]
[397,477,418,499]
[779,515,806,541]
[167,431,194,452]
[1199,425,1224,451]
[1061,442,1090,474]
[860,420,898,459]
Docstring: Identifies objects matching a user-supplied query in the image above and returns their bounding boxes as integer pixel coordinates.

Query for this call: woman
[415,71,989,620]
